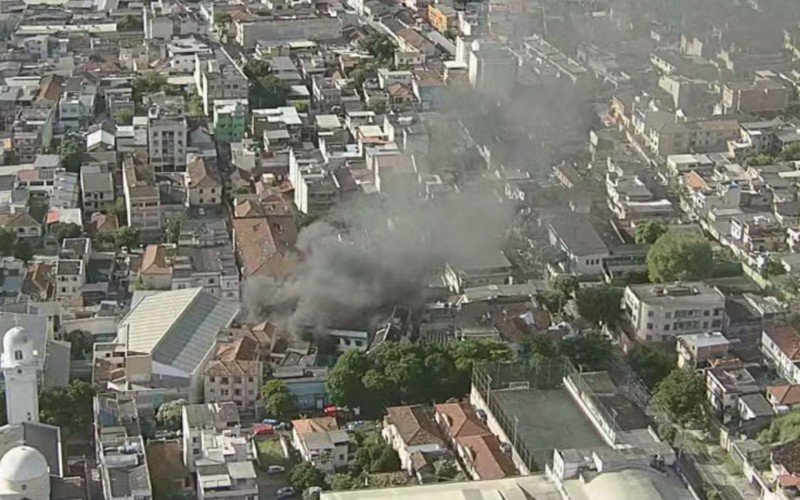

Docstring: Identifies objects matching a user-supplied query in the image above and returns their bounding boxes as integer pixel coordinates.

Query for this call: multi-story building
[382,405,446,473]
[185,157,222,207]
[80,164,114,215]
[12,105,54,163]
[722,77,790,117]
[468,42,518,96]
[428,3,457,33]
[54,258,84,307]
[94,393,153,500]
[168,37,212,74]
[194,49,248,116]
[213,99,248,143]
[291,417,349,473]
[289,150,339,215]
[146,94,188,172]
[623,282,726,343]
[58,77,96,128]
[763,325,800,384]
[122,154,162,232]
[203,337,263,416]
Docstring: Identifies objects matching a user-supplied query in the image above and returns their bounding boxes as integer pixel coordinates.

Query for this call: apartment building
[763,325,800,384]
[185,157,222,207]
[94,393,153,500]
[146,94,188,172]
[289,150,339,215]
[722,77,790,117]
[203,337,263,416]
[181,403,258,499]
[58,77,96,128]
[54,258,85,307]
[428,3,457,34]
[122,155,162,232]
[139,243,240,300]
[194,49,248,116]
[80,164,114,215]
[623,282,726,343]
[291,417,349,473]
[12,105,54,163]
[213,99,248,143]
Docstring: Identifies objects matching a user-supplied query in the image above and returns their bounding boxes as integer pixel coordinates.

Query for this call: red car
[251,424,275,437]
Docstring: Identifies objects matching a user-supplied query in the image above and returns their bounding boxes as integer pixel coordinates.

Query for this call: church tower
[1,327,39,424]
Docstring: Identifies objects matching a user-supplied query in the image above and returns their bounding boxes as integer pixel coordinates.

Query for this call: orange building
[427,3,457,34]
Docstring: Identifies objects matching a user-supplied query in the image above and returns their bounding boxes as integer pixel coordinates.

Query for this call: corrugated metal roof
[118,288,239,375]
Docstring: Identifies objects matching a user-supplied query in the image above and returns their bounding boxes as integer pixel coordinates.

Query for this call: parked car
[276,486,296,499]
[262,418,280,425]
[252,424,275,437]
[266,465,285,475]
[275,422,290,431]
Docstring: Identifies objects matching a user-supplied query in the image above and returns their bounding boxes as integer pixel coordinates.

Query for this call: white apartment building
[122,158,162,232]
[146,95,188,172]
[623,282,726,343]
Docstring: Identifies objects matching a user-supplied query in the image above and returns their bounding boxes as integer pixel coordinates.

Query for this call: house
[382,405,446,473]
[232,218,298,281]
[213,99,248,143]
[185,157,222,207]
[434,401,491,443]
[623,282,726,343]
[85,123,116,152]
[771,439,800,497]
[20,263,53,301]
[762,325,800,384]
[768,385,800,414]
[12,105,54,163]
[80,164,114,215]
[0,211,40,239]
[443,252,514,293]
[181,402,258,500]
[676,332,731,368]
[706,364,766,419]
[203,336,263,416]
[122,154,161,232]
[546,216,610,275]
[291,417,349,473]
[115,288,239,403]
[54,259,85,307]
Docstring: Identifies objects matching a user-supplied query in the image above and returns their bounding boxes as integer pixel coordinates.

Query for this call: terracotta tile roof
[37,75,64,103]
[186,157,222,189]
[434,402,492,439]
[0,211,39,229]
[21,263,53,300]
[766,325,800,361]
[232,218,299,280]
[456,434,517,480]
[387,83,413,99]
[385,405,445,447]
[216,336,260,362]
[770,385,800,406]
[234,198,267,219]
[292,417,338,436]
[88,212,119,235]
[684,170,708,190]
[774,439,800,475]
[140,244,171,276]
[204,359,262,377]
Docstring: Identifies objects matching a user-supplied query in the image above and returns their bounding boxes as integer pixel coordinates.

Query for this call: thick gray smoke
[243,185,514,336]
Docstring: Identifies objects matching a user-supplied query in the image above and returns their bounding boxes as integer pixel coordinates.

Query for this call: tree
[187,94,203,116]
[354,434,401,473]
[627,345,675,389]
[39,380,95,436]
[331,473,357,490]
[261,380,295,420]
[559,331,615,371]
[765,258,787,277]
[779,142,800,161]
[351,66,377,90]
[759,410,800,444]
[50,222,82,243]
[0,227,14,256]
[521,335,556,367]
[114,109,133,125]
[58,137,82,174]
[359,33,397,65]
[132,74,172,104]
[250,75,290,109]
[651,368,707,428]
[155,399,187,431]
[114,226,140,249]
[749,154,774,167]
[575,285,624,327]
[213,11,232,27]
[551,274,578,296]
[635,220,667,245]
[539,289,566,313]
[117,13,143,31]
[64,330,94,360]
[11,239,30,261]
[165,214,187,244]
[289,462,326,491]
[647,231,713,283]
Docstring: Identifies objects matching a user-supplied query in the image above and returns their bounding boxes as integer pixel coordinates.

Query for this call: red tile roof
[766,326,800,361]
[435,402,492,439]
[456,434,517,480]
[769,385,800,406]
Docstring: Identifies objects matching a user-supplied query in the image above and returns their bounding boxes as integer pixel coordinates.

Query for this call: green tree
[354,434,401,473]
[359,33,397,65]
[765,258,787,277]
[331,473,357,490]
[651,368,707,428]
[550,274,578,296]
[261,380,295,420]
[521,335,556,367]
[165,214,187,244]
[759,410,800,444]
[779,142,800,161]
[0,227,15,256]
[132,74,173,104]
[627,345,675,389]
[114,226,140,249]
[351,66,377,90]
[64,329,94,360]
[250,76,289,109]
[647,231,713,283]
[155,399,187,431]
[117,13,143,31]
[187,94,203,116]
[559,331,615,371]
[635,220,667,245]
[50,222,82,243]
[39,380,95,436]
[213,11,232,27]
[114,109,133,125]
[748,153,774,166]
[289,462,326,491]
[58,137,82,174]
[10,239,29,261]
[538,289,566,313]
[574,285,623,327]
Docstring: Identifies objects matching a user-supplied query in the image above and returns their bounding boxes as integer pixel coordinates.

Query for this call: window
[703,310,710,316]
[664,324,670,331]
[234,377,242,384]
[711,319,722,328]
[665,312,672,319]
[221,377,229,384]
[646,323,653,330]
[248,377,254,383]
[234,389,241,396]
[209,376,215,382]
[14,350,22,360]
[221,389,229,396]
[647,311,654,317]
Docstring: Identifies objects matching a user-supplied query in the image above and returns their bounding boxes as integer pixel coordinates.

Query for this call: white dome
[1,327,34,367]
[0,446,48,483]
